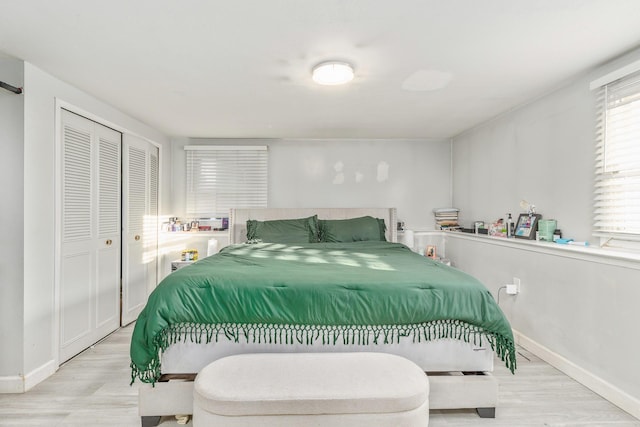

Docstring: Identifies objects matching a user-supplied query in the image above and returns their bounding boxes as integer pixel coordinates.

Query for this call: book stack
[433,208,460,230]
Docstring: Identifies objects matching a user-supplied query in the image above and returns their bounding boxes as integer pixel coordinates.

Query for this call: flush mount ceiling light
[312,61,354,85]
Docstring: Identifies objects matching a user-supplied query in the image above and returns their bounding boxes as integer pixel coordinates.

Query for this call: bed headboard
[229,208,397,244]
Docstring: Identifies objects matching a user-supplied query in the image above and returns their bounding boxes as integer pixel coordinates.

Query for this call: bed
[132,208,515,425]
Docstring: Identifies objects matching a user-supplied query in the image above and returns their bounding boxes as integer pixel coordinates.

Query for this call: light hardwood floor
[1,324,638,426]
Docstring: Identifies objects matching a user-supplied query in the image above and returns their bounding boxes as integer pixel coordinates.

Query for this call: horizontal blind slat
[186,146,268,217]
[594,72,640,236]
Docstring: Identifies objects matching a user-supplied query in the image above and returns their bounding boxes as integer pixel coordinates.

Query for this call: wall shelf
[441,230,640,270]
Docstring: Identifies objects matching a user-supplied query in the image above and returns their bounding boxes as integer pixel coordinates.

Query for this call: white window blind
[185,145,268,218]
[593,70,640,240]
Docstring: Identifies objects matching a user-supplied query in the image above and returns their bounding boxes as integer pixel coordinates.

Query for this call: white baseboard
[0,359,56,394]
[24,359,56,391]
[0,375,24,393]
[513,329,640,420]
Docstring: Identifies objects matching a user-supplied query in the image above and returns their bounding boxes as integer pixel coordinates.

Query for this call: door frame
[53,99,163,369]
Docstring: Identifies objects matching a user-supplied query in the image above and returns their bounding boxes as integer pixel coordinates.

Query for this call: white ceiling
[1,0,640,139]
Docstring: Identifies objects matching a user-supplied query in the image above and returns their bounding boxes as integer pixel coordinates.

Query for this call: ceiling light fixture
[312,61,354,85]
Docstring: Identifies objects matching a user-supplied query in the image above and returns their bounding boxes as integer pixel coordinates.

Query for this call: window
[185,145,268,218]
[593,70,640,242]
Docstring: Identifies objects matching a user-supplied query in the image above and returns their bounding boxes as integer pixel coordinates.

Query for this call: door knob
[135,235,141,241]
[105,239,112,246]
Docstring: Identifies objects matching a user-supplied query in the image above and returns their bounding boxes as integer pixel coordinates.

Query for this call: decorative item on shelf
[537,219,557,242]
[433,207,460,230]
[506,213,515,238]
[519,200,536,216]
[181,249,199,261]
[425,245,436,258]
[161,217,230,233]
[473,221,486,234]
[555,238,589,246]
[162,216,191,232]
[198,217,229,231]
[488,218,507,237]
[169,216,183,232]
[514,213,542,239]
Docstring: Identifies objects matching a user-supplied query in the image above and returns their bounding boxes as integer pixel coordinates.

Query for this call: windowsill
[418,230,640,268]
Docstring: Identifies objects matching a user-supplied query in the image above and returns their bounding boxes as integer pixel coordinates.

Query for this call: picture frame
[514,213,541,240]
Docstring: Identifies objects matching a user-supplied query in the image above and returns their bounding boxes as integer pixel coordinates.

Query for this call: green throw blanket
[131,241,516,383]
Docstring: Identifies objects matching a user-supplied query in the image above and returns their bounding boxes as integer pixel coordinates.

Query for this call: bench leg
[476,407,496,418]
[141,415,162,427]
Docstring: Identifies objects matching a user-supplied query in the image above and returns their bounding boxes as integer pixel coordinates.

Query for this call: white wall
[20,62,172,379]
[452,78,595,241]
[450,47,640,415]
[0,58,24,378]
[445,235,640,416]
[171,138,452,232]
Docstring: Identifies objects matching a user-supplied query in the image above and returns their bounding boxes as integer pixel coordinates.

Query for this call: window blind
[593,70,640,239]
[185,145,268,218]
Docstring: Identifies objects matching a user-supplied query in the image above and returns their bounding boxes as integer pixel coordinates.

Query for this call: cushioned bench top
[194,352,429,416]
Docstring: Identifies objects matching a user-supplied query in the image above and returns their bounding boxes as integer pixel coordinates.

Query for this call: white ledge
[432,230,640,270]
[160,231,229,236]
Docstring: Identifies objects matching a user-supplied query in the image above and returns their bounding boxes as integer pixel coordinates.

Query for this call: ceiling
[1,0,640,139]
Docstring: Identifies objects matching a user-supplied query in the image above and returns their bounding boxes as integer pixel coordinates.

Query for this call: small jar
[553,229,562,242]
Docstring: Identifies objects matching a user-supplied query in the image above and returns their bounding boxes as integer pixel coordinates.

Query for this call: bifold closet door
[59,110,121,363]
[121,134,159,326]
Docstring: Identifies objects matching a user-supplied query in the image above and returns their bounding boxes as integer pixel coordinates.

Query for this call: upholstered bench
[193,352,430,427]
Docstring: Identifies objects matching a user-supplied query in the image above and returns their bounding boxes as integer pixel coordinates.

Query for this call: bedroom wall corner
[0,56,25,381]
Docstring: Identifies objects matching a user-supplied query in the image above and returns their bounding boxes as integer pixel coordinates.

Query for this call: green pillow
[318,216,387,243]
[246,215,319,243]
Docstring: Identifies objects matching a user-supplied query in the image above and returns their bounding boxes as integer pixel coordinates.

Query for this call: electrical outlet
[506,284,518,294]
[513,277,521,293]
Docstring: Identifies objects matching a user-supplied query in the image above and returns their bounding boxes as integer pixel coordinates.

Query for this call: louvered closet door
[121,134,159,325]
[60,110,121,363]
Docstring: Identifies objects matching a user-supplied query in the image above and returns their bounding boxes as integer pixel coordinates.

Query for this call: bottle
[553,229,562,242]
[506,213,514,238]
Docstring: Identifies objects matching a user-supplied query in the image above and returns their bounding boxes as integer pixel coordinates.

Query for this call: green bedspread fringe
[130,319,516,385]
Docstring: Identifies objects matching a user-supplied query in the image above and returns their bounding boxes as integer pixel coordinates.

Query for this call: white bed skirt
[161,335,494,374]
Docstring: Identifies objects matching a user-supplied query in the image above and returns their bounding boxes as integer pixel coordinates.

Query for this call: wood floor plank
[0,323,637,426]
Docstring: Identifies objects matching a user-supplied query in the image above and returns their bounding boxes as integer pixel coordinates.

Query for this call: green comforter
[131,241,515,383]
